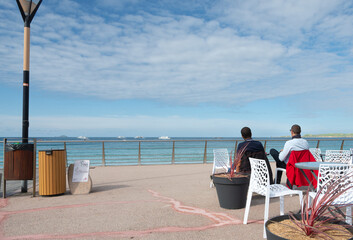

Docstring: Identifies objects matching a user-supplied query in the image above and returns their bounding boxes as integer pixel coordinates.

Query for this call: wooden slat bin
[39,149,66,196]
[4,144,34,180]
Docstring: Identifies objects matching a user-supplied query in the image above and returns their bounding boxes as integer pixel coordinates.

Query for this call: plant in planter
[266,169,353,240]
[212,144,250,209]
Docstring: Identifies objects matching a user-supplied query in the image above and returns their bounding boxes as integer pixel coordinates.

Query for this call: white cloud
[213,0,348,43]
[0,0,352,113]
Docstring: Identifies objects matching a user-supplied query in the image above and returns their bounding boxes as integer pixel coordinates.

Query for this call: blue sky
[1,0,353,137]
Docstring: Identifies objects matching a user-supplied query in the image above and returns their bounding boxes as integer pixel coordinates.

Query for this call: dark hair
[291,124,301,134]
[241,127,252,139]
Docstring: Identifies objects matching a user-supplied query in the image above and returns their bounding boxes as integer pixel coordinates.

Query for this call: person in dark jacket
[237,127,274,184]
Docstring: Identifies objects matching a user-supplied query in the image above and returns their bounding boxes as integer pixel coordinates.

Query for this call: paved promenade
[0,163,302,240]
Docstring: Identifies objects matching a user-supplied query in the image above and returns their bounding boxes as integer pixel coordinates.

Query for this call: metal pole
[21,23,30,192]
[203,141,208,163]
[234,140,238,159]
[340,140,345,150]
[172,141,175,164]
[3,138,7,198]
[16,0,43,193]
[22,25,30,145]
[138,141,141,165]
[102,142,106,166]
[32,138,37,197]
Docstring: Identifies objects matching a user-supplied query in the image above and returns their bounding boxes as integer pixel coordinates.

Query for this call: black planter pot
[212,174,250,209]
[265,214,353,240]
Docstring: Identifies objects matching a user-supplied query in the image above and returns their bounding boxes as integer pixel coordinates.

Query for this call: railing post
[32,138,37,197]
[340,140,345,150]
[233,140,238,159]
[63,142,67,166]
[203,140,208,163]
[172,141,175,164]
[263,140,267,152]
[138,141,141,165]
[3,138,7,198]
[102,142,106,166]
[316,140,320,148]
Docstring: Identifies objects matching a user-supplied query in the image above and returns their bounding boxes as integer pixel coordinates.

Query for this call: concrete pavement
[0,163,302,240]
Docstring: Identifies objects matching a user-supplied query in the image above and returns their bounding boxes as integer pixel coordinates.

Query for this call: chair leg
[280,196,284,215]
[263,194,270,238]
[243,190,253,224]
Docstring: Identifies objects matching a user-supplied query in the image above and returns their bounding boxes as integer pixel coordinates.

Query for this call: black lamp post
[16,0,42,192]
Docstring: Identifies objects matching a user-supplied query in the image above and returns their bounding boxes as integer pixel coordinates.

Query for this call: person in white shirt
[270,124,309,184]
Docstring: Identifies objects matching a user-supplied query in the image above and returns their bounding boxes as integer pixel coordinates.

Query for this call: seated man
[237,127,274,184]
[270,124,309,184]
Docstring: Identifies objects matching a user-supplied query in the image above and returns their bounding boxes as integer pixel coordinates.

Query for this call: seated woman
[237,127,274,184]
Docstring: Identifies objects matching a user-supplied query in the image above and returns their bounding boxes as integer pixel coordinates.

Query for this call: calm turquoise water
[1,137,352,167]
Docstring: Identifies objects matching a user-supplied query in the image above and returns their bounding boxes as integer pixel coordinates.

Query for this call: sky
[0,0,353,138]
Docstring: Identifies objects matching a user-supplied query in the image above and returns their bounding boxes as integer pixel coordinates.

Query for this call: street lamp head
[16,0,42,25]
[20,0,39,16]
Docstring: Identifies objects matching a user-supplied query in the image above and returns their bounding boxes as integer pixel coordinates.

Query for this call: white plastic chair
[243,157,303,238]
[325,150,351,164]
[309,163,353,225]
[210,149,230,187]
[274,167,286,184]
[309,148,322,162]
[275,149,322,184]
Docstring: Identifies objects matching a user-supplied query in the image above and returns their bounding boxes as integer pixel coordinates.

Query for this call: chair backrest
[249,157,270,195]
[287,150,317,188]
[318,164,353,204]
[212,149,230,174]
[324,150,351,164]
[309,148,322,162]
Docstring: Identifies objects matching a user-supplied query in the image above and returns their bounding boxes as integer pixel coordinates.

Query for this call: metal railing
[1,138,352,168]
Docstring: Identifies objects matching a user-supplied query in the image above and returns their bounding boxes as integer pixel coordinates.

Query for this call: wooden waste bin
[4,144,34,180]
[39,149,66,196]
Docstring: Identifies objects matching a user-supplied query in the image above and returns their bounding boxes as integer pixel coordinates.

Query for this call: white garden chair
[309,148,322,162]
[210,149,230,187]
[309,163,353,225]
[274,167,286,184]
[325,150,351,164]
[243,157,303,238]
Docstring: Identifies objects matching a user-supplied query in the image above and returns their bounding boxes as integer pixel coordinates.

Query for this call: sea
[1,137,353,167]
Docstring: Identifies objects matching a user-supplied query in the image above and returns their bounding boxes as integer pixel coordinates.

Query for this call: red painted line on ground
[0,190,261,240]
[148,189,241,225]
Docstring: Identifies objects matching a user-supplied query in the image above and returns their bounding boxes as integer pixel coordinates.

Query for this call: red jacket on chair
[286,150,317,188]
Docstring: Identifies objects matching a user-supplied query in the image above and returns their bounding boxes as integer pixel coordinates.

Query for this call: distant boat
[117,136,125,139]
[77,136,88,140]
[159,136,170,140]
[134,136,144,139]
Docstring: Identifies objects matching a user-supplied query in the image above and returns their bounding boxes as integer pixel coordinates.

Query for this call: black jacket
[239,147,274,184]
